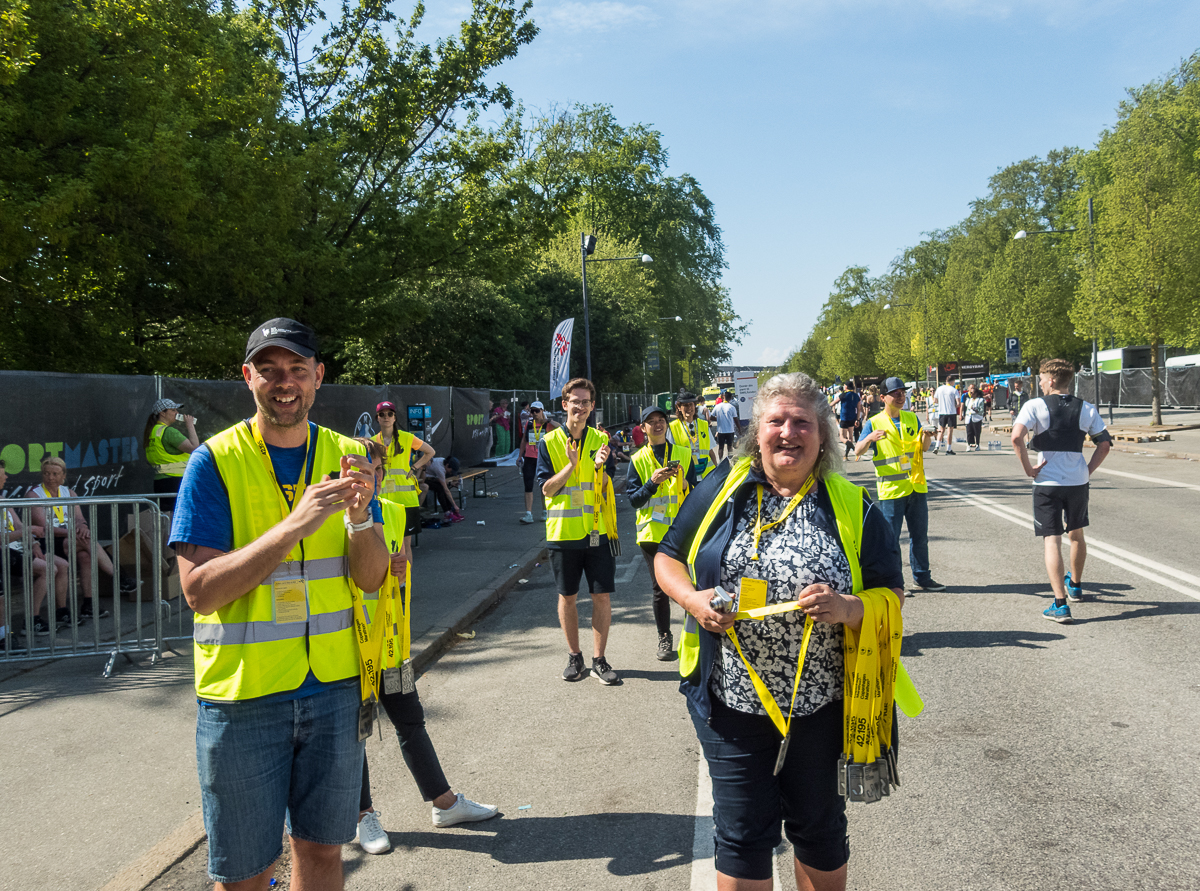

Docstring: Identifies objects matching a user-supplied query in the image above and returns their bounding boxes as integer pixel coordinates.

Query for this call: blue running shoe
[1064,572,1085,602]
[1043,601,1073,624]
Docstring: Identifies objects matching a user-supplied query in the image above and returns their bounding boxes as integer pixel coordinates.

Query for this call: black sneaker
[34,616,52,635]
[591,657,619,685]
[119,573,138,594]
[656,631,674,662]
[916,579,947,592]
[57,607,84,627]
[80,600,110,619]
[562,652,586,682]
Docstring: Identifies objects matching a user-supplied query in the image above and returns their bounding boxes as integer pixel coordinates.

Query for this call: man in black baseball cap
[244,317,320,363]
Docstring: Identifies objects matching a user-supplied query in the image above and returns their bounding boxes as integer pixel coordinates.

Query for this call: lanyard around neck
[752,476,815,561]
[251,418,311,514]
[726,610,815,740]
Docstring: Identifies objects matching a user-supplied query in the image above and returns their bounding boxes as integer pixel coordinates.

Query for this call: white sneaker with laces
[432,792,499,827]
[356,810,391,854]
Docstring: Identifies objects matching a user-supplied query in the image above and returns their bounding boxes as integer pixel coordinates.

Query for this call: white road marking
[615,559,641,585]
[927,479,1200,601]
[1092,466,1200,492]
[691,756,717,891]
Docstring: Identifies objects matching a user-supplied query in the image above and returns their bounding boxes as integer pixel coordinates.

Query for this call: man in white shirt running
[932,375,961,455]
[1011,359,1113,625]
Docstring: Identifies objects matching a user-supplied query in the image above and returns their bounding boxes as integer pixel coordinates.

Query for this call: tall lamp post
[1013,198,1099,409]
[884,287,929,387]
[581,233,653,381]
[656,315,682,395]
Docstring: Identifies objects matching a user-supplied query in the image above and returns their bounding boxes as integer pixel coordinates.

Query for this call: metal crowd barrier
[0,495,168,676]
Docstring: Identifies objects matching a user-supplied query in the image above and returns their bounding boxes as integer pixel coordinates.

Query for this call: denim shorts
[196,681,364,883]
[690,695,848,880]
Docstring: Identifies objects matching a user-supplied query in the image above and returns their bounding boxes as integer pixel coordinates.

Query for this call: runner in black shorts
[1032,485,1089,536]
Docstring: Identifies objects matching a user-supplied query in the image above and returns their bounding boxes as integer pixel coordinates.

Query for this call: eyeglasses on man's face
[565,398,592,408]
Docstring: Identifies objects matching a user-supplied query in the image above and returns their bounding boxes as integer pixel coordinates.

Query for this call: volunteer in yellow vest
[654,372,905,891]
[626,405,697,662]
[670,389,718,479]
[351,439,498,856]
[535,377,621,685]
[853,376,945,592]
[171,318,389,889]
[517,400,559,525]
[142,397,200,510]
[372,399,436,551]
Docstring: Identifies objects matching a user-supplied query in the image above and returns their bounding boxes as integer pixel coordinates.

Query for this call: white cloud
[539,1,659,34]
[757,345,788,366]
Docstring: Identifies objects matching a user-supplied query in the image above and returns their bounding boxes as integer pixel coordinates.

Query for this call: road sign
[1005,337,1021,365]
[733,371,759,421]
[647,347,659,371]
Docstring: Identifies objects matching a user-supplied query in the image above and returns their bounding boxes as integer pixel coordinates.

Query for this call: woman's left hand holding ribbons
[795,583,864,630]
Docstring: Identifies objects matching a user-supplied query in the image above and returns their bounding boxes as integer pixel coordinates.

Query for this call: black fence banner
[1,370,158,500]
[452,388,493,467]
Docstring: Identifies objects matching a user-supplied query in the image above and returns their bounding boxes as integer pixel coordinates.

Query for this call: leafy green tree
[1069,54,1200,423]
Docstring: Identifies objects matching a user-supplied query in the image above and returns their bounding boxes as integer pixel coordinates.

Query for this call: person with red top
[517,401,558,525]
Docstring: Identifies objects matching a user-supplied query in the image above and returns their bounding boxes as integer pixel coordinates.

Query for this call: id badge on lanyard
[273,571,309,624]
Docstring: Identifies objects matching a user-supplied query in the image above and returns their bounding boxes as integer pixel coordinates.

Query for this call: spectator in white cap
[143,397,200,510]
[517,401,558,524]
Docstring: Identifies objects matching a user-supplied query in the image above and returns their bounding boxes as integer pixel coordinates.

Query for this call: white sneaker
[519,511,535,525]
[432,792,499,827]
[541,509,547,521]
[356,810,391,854]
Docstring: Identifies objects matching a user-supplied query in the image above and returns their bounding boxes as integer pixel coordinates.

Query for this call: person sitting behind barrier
[26,456,122,618]
[2,460,72,643]
[143,398,200,511]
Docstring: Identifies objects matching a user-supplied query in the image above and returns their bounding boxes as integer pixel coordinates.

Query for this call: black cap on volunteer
[883,376,907,394]
[640,406,668,423]
[675,389,699,405]
[245,318,319,363]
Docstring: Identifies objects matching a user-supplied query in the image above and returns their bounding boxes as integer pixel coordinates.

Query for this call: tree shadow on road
[902,630,1066,656]
[357,811,695,877]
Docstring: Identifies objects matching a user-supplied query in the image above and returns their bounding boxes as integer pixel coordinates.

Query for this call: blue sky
[422,1,1200,366]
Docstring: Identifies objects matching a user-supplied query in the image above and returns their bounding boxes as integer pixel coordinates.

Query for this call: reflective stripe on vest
[543,427,610,541]
[866,410,926,499]
[632,442,692,544]
[146,424,190,477]
[194,421,363,701]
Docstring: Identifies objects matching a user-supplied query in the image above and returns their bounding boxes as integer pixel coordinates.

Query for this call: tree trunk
[1150,335,1162,426]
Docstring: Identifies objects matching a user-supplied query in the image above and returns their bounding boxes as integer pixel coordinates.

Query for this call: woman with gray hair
[654,372,905,891]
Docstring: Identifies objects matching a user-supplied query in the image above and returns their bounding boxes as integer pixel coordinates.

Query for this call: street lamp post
[581,233,653,382]
[1013,202,1100,409]
[883,286,929,387]
[657,315,682,395]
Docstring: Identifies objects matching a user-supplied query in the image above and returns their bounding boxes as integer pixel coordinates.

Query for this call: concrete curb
[115,540,548,891]
[411,540,549,675]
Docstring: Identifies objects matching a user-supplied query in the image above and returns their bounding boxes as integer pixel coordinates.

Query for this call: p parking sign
[1005,337,1021,365]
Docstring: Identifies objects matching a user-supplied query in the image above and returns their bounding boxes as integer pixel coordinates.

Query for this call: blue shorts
[196,680,364,883]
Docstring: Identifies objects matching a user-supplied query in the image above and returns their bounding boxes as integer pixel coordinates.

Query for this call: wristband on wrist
[344,514,375,534]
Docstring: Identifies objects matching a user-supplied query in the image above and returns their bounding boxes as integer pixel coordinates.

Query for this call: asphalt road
[332,439,1200,891]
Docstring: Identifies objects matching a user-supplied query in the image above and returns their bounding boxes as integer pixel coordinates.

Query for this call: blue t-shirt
[170,421,379,702]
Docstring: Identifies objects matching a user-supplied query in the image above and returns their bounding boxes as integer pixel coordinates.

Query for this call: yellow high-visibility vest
[670,417,713,478]
[543,426,612,541]
[865,410,926,500]
[373,429,420,507]
[146,423,189,476]
[193,421,362,701]
[632,442,692,545]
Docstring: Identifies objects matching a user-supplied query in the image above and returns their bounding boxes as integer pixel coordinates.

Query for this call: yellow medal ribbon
[751,476,816,560]
[349,574,390,706]
[725,603,816,740]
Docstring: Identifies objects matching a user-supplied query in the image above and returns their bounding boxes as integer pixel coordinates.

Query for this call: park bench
[448,467,491,499]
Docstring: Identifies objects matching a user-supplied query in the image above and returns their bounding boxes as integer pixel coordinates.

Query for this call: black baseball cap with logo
[245,318,320,363]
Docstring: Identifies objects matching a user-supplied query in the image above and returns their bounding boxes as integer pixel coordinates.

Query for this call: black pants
[431,480,456,514]
[359,686,451,810]
[966,420,982,447]
[639,542,671,635]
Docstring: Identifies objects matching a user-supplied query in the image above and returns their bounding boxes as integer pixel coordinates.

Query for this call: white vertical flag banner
[550,318,575,399]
